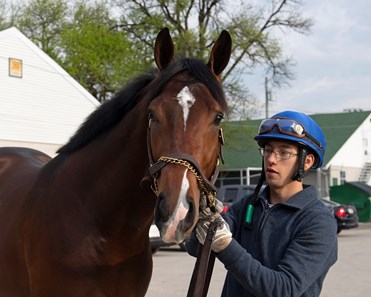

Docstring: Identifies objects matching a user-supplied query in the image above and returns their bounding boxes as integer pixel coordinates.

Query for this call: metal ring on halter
[150,155,218,210]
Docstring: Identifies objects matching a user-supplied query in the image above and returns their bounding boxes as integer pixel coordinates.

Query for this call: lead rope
[186,219,219,297]
[184,130,225,296]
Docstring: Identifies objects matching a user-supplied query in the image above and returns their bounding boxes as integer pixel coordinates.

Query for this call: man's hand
[196,217,232,253]
[199,195,224,222]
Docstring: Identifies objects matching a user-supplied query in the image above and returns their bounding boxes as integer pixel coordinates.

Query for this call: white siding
[327,114,371,168]
[0,27,99,151]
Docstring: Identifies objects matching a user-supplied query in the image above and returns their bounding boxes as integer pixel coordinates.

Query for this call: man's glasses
[259,148,298,161]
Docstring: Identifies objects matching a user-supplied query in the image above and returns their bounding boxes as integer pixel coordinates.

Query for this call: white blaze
[176,86,196,131]
[161,169,190,243]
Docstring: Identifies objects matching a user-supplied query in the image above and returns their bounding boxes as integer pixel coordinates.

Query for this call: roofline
[0,27,99,107]
[324,112,371,169]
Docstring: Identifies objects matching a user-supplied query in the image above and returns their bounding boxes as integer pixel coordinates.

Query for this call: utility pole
[265,77,270,118]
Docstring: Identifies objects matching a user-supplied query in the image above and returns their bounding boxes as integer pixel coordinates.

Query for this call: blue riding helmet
[254,111,326,168]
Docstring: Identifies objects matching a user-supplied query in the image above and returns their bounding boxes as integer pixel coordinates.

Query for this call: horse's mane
[58,58,228,154]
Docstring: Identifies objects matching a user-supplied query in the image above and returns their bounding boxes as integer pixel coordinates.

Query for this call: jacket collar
[258,184,318,210]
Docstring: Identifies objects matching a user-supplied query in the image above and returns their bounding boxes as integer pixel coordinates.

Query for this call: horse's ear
[207,30,232,80]
[154,28,175,71]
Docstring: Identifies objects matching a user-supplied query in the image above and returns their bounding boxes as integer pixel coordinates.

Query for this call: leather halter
[145,119,224,210]
[144,119,224,296]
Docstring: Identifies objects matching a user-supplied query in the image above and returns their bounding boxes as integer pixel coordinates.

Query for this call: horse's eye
[148,109,156,122]
[214,112,224,125]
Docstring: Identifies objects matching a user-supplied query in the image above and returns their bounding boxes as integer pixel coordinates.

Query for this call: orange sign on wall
[9,58,23,78]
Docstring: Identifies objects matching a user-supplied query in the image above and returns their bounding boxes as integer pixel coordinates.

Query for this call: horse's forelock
[146,58,228,111]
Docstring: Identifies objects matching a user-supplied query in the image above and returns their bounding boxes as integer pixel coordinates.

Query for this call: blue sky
[248,0,371,118]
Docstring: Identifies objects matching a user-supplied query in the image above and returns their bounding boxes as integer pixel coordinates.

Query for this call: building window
[9,58,23,78]
[363,138,368,156]
[340,170,346,185]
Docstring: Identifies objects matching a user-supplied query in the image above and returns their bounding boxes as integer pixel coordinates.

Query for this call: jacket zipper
[256,201,278,241]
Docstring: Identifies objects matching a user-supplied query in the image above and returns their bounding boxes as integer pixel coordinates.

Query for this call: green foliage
[59,1,148,102]
[16,0,68,61]
[113,0,313,119]
[60,23,132,102]
[1,0,313,115]
[0,0,8,30]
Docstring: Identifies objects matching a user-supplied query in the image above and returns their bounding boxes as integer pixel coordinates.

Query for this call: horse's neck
[55,111,155,228]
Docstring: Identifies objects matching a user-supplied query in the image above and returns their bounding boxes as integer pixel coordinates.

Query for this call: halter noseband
[144,120,224,210]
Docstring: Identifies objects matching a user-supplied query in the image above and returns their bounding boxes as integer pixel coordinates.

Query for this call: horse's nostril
[154,193,168,224]
[187,199,194,216]
[181,197,196,230]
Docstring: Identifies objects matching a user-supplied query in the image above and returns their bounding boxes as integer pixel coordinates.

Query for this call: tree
[59,1,146,102]
[8,0,147,103]
[3,0,312,117]
[112,0,313,119]
[0,0,23,31]
[15,0,68,61]
[0,0,8,30]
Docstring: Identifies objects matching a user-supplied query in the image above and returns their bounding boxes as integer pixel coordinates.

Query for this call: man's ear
[304,154,315,170]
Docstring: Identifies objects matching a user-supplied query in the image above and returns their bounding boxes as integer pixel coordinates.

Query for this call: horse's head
[147,28,231,244]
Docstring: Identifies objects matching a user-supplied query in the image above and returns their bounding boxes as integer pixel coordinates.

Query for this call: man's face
[263,141,299,189]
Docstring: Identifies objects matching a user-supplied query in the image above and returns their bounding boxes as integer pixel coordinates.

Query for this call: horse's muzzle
[154,192,197,244]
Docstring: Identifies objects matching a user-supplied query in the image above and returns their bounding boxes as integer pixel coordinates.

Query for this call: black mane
[58,58,228,154]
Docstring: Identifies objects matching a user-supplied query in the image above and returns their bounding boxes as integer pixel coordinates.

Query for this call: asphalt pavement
[146,223,371,297]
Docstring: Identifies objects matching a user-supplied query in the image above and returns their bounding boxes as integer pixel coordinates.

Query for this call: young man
[186,110,338,297]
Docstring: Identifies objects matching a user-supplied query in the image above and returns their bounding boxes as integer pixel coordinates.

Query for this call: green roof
[220,111,371,170]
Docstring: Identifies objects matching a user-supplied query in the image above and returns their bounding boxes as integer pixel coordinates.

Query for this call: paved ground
[320,222,371,297]
[146,223,371,297]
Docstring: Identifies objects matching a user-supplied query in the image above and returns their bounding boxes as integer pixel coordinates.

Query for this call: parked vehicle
[320,197,359,234]
[217,184,263,212]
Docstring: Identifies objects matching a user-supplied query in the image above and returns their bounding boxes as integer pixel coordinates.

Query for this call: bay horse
[0,28,231,296]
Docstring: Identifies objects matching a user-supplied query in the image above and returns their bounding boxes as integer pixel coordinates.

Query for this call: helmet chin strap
[292,147,308,182]
[245,148,310,229]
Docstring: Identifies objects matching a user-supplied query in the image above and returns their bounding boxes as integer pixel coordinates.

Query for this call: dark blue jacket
[187,185,338,297]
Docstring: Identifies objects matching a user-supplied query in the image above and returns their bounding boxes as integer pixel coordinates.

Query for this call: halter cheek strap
[148,153,218,192]
[142,120,224,210]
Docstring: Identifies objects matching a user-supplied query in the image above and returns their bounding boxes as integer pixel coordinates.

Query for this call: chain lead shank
[151,156,217,209]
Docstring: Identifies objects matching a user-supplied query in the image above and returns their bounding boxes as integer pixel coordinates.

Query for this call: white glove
[199,194,224,222]
[196,217,232,253]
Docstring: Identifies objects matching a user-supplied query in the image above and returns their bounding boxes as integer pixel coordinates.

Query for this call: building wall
[304,169,330,197]
[0,27,98,154]
[329,114,371,168]
[328,165,362,186]
[326,114,371,186]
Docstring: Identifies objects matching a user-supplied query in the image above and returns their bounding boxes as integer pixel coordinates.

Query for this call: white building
[0,27,99,156]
